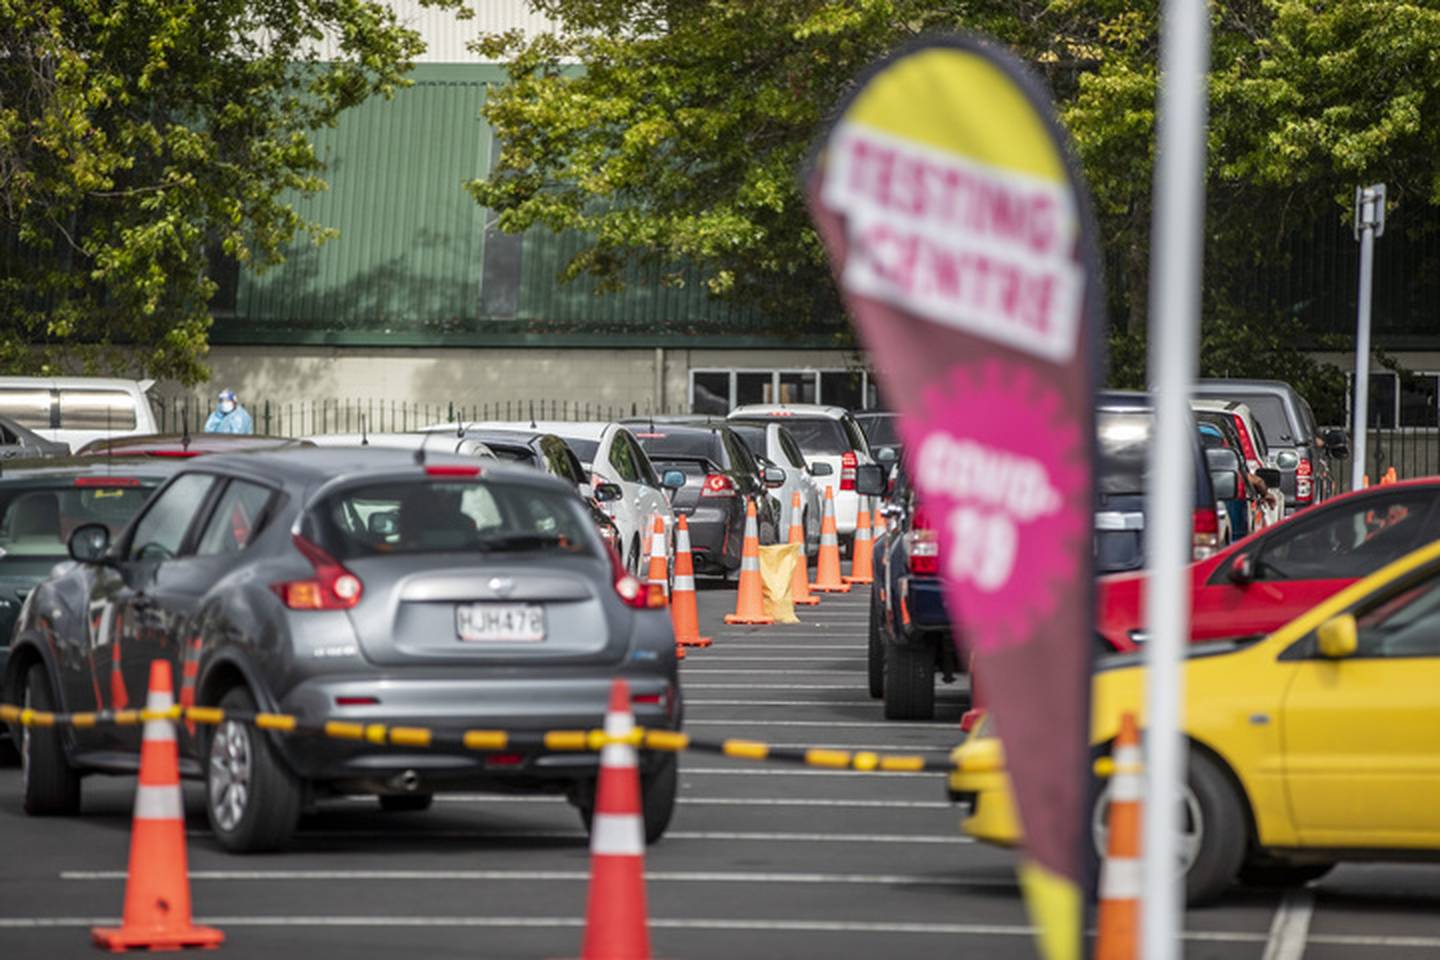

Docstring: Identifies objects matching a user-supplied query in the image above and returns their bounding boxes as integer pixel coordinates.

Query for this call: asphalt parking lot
[2,579,1440,958]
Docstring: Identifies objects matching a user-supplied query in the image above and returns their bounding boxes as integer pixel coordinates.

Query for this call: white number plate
[456,603,545,643]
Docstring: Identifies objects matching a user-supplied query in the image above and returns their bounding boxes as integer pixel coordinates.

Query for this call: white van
[0,377,160,453]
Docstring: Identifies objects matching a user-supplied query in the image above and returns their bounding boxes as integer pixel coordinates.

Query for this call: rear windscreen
[734,417,848,455]
[313,480,595,559]
[1097,411,1152,494]
[561,438,600,466]
[1229,396,1293,445]
[857,416,901,446]
[728,425,766,457]
[0,482,156,558]
[634,432,721,461]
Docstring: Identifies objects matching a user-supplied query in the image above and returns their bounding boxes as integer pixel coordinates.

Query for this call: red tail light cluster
[701,473,735,498]
[1192,507,1220,560]
[272,534,364,610]
[609,544,666,610]
[840,451,858,491]
[1296,457,1314,503]
[74,476,141,488]
[1230,416,1258,462]
[905,507,940,575]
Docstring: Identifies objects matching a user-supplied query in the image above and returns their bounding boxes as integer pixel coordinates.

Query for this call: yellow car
[949,537,1440,904]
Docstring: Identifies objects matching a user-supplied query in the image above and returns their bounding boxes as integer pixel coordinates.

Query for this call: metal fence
[1327,427,1440,492]
[154,397,683,438]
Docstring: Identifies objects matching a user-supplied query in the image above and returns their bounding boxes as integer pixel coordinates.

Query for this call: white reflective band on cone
[1110,773,1143,803]
[134,784,184,821]
[677,529,692,553]
[741,557,760,572]
[651,535,666,555]
[601,707,637,769]
[673,575,695,592]
[143,689,176,743]
[821,534,838,546]
[590,813,645,856]
[1100,856,1143,900]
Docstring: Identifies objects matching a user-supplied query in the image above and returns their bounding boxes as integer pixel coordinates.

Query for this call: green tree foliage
[475,1,1440,406]
[1,0,463,382]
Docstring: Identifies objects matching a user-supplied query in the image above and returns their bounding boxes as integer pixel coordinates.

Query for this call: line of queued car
[0,393,888,851]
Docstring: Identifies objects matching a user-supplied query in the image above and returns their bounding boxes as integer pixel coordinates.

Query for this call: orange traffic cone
[845,496,875,584]
[645,515,669,608]
[787,491,820,607]
[671,516,713,647]
[580,679,652,960]
[110,633,128,711]
[724,498,774,625]
[1362,473,1370,489]
[810,487,851,593]
[1095,712,1143,960]
[93,660,224,952]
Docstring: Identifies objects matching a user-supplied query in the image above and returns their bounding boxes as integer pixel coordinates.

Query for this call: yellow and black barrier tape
[0,702,960,775]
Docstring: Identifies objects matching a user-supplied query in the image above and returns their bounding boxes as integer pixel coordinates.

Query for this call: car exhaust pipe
[390,770,421,793]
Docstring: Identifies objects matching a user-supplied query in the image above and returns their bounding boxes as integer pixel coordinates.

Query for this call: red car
[1098,478,1440,653]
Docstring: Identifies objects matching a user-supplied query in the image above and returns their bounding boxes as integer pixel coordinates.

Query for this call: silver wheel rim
[1093,780,1204,872]
[19,682,31,794]
[209,720,252,832]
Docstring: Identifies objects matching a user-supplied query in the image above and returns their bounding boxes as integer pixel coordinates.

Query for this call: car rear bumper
[677,504,743,571]
[274,672,680,784]
[895,575,950,637]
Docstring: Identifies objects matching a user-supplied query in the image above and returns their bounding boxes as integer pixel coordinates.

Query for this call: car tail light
[74,476,141,487]
[1192,507,1220,560]
[485,753,525,767]
[1296,457,1314,503]
[273,534,364,610]
[610,543,665,610]
[424,464,480,477]
[905,507,940,575]
[840,451,858,491]
[335,696,379,707]
[1230,416,1258,462]
[146,449,201,458]
[632,692,663,705]
[701,473,736,498]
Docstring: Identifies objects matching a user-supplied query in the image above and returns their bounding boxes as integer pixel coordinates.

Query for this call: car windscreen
[1097,411,1206,500]
[728,425,767,458]
[857,416,901,446]
[735,417,849,455]
[0,481,157,559]
[313,480,596,559]
[560,437,600,466]
[484,443,540,467]
[1229,395,1294,445]
[632,431,722,462]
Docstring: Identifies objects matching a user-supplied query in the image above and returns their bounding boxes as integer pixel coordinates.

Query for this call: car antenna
[528,400,536,431]
[181,409,192,452]
[360,413,369,446]
[414,427,437,466]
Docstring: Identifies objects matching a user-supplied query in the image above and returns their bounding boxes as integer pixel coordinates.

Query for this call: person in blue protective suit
[204,389,254,434]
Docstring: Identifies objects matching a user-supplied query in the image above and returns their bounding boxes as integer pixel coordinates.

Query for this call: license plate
[456,603,545,643]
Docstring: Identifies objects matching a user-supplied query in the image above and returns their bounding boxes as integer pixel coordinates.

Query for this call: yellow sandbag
[759,543,801,624]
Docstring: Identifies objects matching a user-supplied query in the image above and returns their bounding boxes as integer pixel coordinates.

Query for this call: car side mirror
[1256,468,1282,489]
[808,462,834,478]
[68,523,112,564]
[1228,553,1255,584]
[1323,427,1349,449]
[1317,614,1358,659]
[594,482,624,503]
[1210,469,1239,501]
[660,470,686,491]
[368,511,399,537]
[763,465,787,488]
[853,464,887,497]
[875,446,897,465]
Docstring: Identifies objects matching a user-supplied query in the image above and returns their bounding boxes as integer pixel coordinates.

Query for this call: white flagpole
[1142,0,1210,957]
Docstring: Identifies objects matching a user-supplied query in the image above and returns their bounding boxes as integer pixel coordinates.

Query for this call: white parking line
[422,795,953,808]
[62,869,1006,888]
[684,657,867,662]
[1262,889,1314,960]
[687,700,879,707]
[686,719,957,729]
[684,684,861,690]
[680,670,864,676]
[184,829,970,845]
[681,767,932,777]
[702,645,860,650]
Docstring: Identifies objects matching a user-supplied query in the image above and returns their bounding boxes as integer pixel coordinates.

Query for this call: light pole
[1351,183,1386,491]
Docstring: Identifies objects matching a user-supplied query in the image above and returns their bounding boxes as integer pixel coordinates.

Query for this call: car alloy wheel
[209,719,253,832]
[1091,779,1204,871]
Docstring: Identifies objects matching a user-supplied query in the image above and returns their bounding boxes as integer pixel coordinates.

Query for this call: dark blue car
[863,464,959,721]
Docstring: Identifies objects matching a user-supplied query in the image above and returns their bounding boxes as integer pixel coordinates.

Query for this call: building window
[1344,371,1440,428]
[689,368,877,414]
[1400,373,1440,427]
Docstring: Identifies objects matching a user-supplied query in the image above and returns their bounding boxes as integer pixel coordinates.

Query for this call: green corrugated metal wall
[215,64,792,347]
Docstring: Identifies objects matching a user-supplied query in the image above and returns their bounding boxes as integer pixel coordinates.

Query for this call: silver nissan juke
[3,447,681,851]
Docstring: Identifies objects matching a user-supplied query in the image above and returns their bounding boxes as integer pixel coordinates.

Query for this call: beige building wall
[195,345,871,423]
